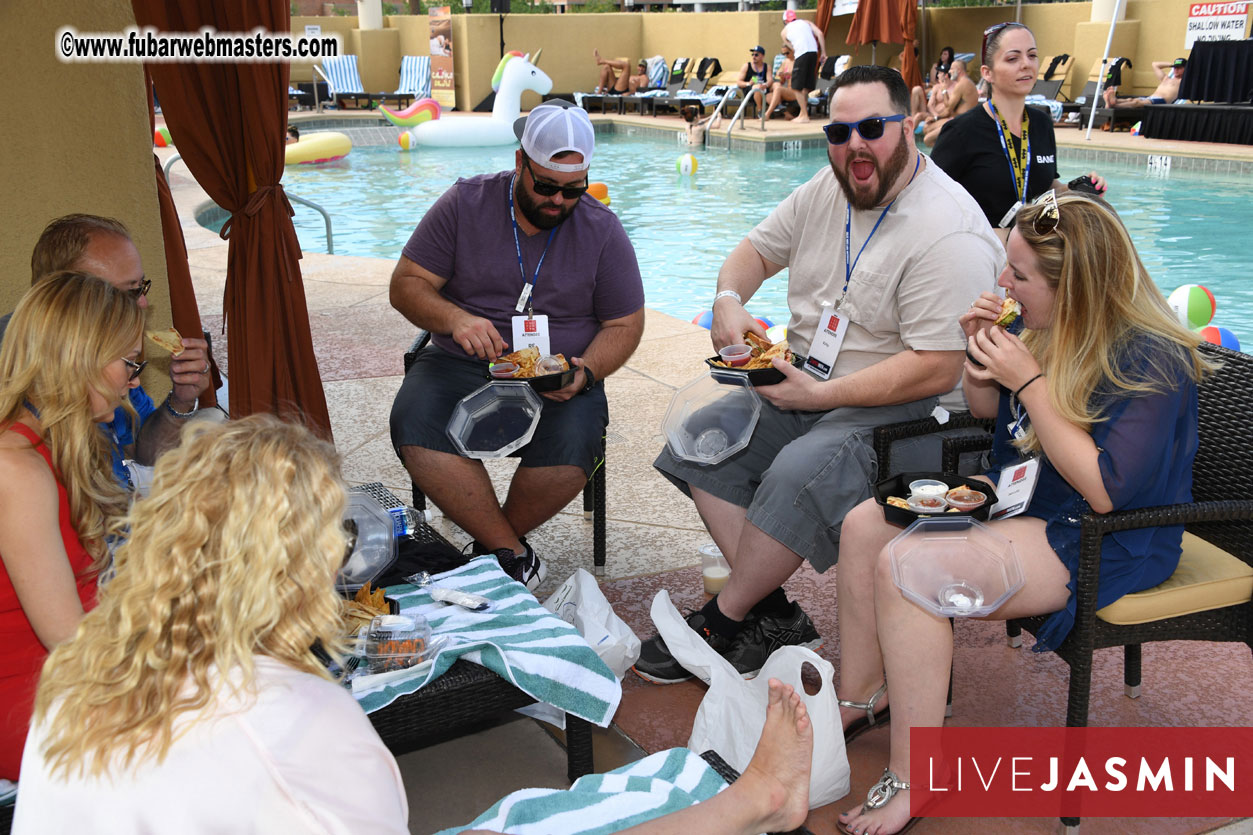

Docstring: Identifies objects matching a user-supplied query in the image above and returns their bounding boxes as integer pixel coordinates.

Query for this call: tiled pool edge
[284,115,1253,175]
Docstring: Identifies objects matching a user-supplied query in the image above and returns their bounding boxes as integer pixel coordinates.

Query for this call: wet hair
[286,126,300,141]
[981,22,1030,70]
[830,64,911,116]
[30,214,131,287]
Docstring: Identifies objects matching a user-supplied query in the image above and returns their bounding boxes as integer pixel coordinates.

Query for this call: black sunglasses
[121,357,148,382]
[127,279,152,301]
[823,115,906,145]
[523,157,589,200]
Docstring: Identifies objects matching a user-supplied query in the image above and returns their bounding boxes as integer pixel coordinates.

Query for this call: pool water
[281,135,1253,348]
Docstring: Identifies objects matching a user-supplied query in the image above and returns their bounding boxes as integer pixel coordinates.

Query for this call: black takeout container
[484,366,577,393]
[873,471,999,527]
[705,353,805,387]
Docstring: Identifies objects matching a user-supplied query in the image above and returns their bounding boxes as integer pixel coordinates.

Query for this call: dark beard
[515,180,579,230]
[829,127,912,211]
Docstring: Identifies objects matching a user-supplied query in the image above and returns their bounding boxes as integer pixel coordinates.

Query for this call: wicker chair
[400,332,608,574]
[882,343,1253,833]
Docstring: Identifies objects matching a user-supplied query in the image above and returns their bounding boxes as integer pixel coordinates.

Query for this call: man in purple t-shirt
[389,101,645,590]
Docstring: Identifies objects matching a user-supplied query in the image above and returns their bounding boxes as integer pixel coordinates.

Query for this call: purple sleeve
[592,217,645,322]
[401,183,459,280]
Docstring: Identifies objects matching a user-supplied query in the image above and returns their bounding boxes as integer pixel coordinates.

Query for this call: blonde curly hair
[33,415,351,778]
[1011,193,1216,456]
[0,271,141,569]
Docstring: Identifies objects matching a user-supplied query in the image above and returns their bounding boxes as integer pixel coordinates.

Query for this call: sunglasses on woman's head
[823,114,906,145]
[1032,189,1060,235]
[523,158,589,200]
[981,22,1012,65]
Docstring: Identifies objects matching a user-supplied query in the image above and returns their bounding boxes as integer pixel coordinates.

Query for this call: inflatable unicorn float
[381,50,552,148]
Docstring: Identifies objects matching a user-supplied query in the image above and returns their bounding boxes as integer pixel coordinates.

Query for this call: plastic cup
[718,344,753,367]
[908,479,948,498]
[489,361,519,379]
[699,543,731,595]
[536,355,565,375]
[945,488,987,512]
[907,495,948,515]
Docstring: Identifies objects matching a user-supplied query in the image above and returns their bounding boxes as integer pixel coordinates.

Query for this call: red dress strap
[4,421,46,449]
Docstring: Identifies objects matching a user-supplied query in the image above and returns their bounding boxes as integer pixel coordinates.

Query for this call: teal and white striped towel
[353,556,620,726]
[433,748,729,835]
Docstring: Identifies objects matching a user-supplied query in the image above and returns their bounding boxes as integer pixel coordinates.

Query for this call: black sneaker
[722,603,822,679]
[492,538,546,592]
[632,609,745,685]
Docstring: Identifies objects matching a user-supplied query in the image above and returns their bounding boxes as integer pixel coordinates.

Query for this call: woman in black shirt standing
[931,23,1106,242]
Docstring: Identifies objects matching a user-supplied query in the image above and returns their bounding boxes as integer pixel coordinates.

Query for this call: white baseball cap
[512,100,595,173]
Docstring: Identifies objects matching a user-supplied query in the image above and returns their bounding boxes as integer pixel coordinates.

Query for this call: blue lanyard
[508,173,556,317]
[988,101,1031,204]
[843,154,920,303]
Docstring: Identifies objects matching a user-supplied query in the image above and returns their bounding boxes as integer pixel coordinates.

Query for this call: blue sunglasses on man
[823,114,907,145]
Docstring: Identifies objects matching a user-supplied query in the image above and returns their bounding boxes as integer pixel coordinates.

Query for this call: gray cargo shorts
[654,397,935,572]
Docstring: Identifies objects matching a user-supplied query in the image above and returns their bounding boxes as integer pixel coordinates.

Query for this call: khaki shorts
[654,397,934,572]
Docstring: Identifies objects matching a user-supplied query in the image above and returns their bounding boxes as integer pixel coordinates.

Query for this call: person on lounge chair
[593,50,650,95]
[737,45,774,117]
[1102,57,1186,107]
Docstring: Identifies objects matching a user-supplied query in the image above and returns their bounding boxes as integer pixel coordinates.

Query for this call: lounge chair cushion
[1097,532,1253,625]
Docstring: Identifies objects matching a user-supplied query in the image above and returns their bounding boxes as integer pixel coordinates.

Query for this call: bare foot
[793,114,811,124]
[735,679,812,833]
[838,785,912,835]
[593,47,604,65]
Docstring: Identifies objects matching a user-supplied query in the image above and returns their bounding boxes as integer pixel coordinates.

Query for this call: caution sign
[1185,2,1250,48]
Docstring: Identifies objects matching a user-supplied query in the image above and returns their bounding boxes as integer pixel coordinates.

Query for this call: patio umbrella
[846,0,905,64]
[899,0,923,90]
[133,0,332,439]
[816,0,835,36]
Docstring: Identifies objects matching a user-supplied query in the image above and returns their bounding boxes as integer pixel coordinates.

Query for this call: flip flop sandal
[839,768,921,835]
[839,681,890,744]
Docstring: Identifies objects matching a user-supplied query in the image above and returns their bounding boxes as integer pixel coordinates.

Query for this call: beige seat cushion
[1098,532,1253,625]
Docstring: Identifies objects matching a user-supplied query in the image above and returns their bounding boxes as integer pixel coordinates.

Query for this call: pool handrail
[163,154,336,255]
[726,90,754,142]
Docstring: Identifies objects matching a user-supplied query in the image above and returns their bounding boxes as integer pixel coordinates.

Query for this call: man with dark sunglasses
[0,214,214,486]
[639,65,1002,685]
[389,100,645,592]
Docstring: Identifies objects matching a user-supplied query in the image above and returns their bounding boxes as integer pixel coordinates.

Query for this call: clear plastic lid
[364,614,433,674]
[888,516,1024,617]
[663,373,762,465]
[337,490,400,592]
[446,381,543,459]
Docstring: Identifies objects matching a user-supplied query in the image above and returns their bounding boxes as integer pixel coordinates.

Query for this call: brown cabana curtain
[899,0,923,90]
[132,0,331,439]
[846,0,905,56]
[143,69,220,408]
[816,0,835,37]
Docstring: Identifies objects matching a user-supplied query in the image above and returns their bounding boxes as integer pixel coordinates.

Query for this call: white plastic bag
[651,590,850,809]
[543,569,641,679]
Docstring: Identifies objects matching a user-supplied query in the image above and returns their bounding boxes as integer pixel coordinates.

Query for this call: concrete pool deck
[156,121,1253,832]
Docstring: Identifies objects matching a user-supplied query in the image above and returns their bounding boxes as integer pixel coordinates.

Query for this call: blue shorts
[390,344,607,476]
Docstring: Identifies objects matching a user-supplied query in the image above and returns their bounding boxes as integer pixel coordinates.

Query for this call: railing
[725,89,756,140]
[164,154,335,254]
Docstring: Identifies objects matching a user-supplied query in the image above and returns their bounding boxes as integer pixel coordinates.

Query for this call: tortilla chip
[146,327,185,356]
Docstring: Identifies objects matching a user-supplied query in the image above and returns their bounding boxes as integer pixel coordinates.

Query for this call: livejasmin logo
[909,727,1253,818]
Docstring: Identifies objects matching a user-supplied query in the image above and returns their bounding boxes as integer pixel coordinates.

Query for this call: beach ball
[1130,120,1142,137]
[754,317,773,331]
[398,131,414,151]
[691,310,714,329]
[765,323,788,343]
[588,182,610,206]
[1168,284,1216,330]
[677,154,698,176]
[153,126,172,147]
[1200,325,1241,351]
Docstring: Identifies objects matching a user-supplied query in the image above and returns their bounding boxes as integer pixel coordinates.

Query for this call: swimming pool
[279,135,1253,348]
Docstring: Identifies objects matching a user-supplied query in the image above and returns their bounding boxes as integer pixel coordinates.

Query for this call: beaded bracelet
[165,396,198,418]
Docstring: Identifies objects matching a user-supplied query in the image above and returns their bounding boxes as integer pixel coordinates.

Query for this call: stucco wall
[0,0,171,358]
